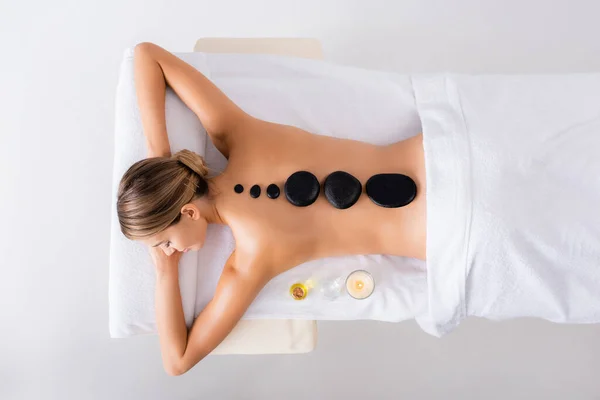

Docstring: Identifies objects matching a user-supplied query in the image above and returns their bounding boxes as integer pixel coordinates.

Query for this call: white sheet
[110,49,432,338]
[412,73,600,335]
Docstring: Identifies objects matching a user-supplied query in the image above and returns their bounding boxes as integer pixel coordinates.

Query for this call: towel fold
[413,73,600,335]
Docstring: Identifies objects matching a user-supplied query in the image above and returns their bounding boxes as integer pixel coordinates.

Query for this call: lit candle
[345,270,375,299]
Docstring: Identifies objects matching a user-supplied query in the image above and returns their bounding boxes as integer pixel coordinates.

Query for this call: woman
[117,42,427,375]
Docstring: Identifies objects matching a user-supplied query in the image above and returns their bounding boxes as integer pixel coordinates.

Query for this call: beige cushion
[194,37,323,60]
[194,38,321,355]
[211,319,318,355]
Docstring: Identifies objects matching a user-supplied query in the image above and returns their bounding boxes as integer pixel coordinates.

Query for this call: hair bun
[172,149,209,177]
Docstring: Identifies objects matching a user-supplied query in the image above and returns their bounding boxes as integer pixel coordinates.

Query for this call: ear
[180,203,200,220]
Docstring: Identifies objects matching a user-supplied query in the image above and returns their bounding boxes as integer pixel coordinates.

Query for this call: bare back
[212,119,427,276]
[132,43,429,372]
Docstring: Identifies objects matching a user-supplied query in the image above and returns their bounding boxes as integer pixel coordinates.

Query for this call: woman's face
[143,204,208,256]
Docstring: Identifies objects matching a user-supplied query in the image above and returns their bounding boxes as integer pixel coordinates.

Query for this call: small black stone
[266,184,280,199]
[234,184,244,194]
[284,171,320,207]
[365,173,417,208]
[249,185,261,198]
[323,171,362,209]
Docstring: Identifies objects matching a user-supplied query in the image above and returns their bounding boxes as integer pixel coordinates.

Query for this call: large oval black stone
[365,174,417,208]
[284,171,320,207]
[266,184,280,199]
[323,171,362,209]
[249,185,261,198]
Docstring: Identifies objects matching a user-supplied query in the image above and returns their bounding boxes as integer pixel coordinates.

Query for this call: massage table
[110,37,600,348]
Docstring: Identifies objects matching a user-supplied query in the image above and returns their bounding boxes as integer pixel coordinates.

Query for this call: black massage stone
[365,174,417,208]
[323,171,362,209]
[266,184,280,199]
[284,171,320,207]
[249,185,261,198]
[234,184,244,194]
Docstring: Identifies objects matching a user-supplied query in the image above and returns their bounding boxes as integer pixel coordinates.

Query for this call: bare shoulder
[229,247,278,282]
[201,249,273,324]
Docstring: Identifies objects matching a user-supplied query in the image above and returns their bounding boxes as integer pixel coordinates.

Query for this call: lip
[183,248,190,253]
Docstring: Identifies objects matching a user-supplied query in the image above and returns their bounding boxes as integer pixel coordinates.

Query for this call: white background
[1,0,600,398]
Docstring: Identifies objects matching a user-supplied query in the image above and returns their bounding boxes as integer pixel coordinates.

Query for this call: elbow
[164,362,186,377]
[164,353,207,376]
[134,42,158,57]
[165,367,183,377]
[164,359,191,377]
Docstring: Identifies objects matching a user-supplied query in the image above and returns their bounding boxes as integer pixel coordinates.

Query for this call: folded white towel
[110,49,431,338]
[412,73,600,335]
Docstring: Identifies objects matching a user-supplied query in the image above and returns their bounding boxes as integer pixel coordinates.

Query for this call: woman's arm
[134,42,251,158]
[152,249,268,376]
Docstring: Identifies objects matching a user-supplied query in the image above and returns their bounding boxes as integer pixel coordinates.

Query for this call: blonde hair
[117,149,211,240]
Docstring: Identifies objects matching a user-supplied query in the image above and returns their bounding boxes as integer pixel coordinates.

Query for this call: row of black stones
[234,170,416,209]
[235,183,280,199]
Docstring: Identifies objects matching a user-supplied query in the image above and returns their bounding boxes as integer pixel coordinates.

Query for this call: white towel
[110,49,433,338]
[412,74,600,335]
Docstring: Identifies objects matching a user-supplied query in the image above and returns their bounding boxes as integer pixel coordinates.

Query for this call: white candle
[346,270,375,299]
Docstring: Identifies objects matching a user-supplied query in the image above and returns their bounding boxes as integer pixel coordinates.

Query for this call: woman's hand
[149,246,183,276]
